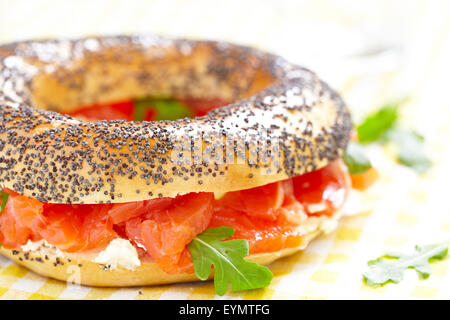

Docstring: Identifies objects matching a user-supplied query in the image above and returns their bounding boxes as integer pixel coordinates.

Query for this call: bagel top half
[0,35,351,204]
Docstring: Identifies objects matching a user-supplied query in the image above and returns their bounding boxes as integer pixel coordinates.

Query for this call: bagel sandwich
[0,35,352,293]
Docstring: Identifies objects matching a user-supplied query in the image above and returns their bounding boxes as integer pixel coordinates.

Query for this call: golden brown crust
[0,35,351,204]
[0,231,320,287]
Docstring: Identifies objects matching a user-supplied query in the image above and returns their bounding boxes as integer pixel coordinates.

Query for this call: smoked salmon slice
[0,161,349,274]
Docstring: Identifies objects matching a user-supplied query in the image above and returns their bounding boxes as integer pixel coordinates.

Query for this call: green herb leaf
[357,103,399,143]
[363,242,448,287]
[0,191,7,247]
[187,226,273,296]
[134,99,193,121]
[0,191,9,212]
[343,141,372,175]
[387,129,432,173]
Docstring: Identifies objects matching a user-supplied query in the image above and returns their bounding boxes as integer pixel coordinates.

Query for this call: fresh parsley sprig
[363,242,449,286]
[187,226,273,296]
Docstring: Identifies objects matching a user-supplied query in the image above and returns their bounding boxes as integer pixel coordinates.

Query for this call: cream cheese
[21,239,65,257]
[94,238,141,271]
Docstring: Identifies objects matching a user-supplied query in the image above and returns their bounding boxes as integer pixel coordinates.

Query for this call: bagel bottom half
[0,209,343,287]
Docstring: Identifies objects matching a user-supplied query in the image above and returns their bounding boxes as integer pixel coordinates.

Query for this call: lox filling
[0,98,350,274]
[0,160,349,274]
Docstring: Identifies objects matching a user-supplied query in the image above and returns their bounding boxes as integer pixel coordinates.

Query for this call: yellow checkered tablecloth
[0,0,450,299]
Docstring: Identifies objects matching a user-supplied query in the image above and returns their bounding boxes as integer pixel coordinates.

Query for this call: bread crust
[0,35,351,204]
[0,231,320,287]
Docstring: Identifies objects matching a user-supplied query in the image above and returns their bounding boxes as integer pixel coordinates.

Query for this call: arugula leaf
[0,191,9,246]
[0,191,9,212]
[387,129,432,173]
[343,141,372,175]
[187,226,273,296]
[354,98,431,173]
[357,103,399,143]
[363,242,448,287]
[134,99,193,121]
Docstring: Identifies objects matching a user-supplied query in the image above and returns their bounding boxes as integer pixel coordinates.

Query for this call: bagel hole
[63,97,233,122]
